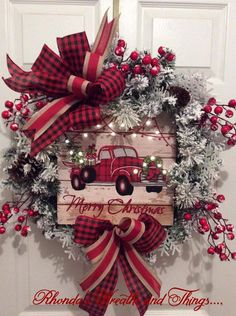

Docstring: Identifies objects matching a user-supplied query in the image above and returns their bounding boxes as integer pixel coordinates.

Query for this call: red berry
[208,98,217,105]
[205,203,217,211]
[151,58,159,66]
[231,252,236,260]
[117,39,126,48]
[211,124,218,131]
[226,224,234,232]
[12,207,20,214]
[184,213,192,221]
[198,227,205,234]
[195,201,202,209]
[225,109,234,118]
[217,194,225,203]
[1,110,11,119]
[214,106,223,114]
[36,101,45,110]
[212,233,219,240]
[227,233,235,240]
[158,46,166,56]
[150,66,160,76]
[5,100,14,109]
[220,253,228,261]
[227,139,235,146]
[21,107,30,117]
[115,46,124,56]
[2,203,10,211]
[15,224,22,232]
[207,246,215,255]
[228,99,236,107]
[133,65,142,74]
[21,230,28,237]
[121,64,130,72]
[10,123,19,132]
[22,94,29,102]
[15,102,23,111]
[210,116,218,124]
[202,224,210,232]
[22,225,30,232]
[199,218,207,226]
[166,53,175,62]
[1,216,8,224]
[221,125,229,135]
[214,212,222,220]
[18,216,25,223]
[204,105,212,113]
[28,209,35,217]
[3,209,11,216]
[142,54,152,65]
[130,51,139,61]
[0,227,6,234]
[215,225,225,233]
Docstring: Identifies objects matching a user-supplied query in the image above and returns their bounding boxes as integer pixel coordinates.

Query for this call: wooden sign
[57,114,176,226]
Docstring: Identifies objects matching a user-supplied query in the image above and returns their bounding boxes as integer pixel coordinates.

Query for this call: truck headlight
[133,168,139,174]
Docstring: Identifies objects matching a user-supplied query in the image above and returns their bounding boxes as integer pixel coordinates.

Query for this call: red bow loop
[73,215,166,316]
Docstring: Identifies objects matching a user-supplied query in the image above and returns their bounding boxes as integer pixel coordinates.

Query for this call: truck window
[100,150,111,159]
[114,148,126,157]
[125,148,137,157]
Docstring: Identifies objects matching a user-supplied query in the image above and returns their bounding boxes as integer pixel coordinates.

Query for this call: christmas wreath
[1,11,236,316]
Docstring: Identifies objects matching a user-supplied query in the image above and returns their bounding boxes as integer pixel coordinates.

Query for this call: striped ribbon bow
[3,11,125,156]
[74,214,166,316]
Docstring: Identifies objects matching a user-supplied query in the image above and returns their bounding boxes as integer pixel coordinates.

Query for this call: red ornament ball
[221,125,230,135]
[117,39,126,48]
[214,212,222,220]
[130,51,139,61]
[210,116,218,124]
[226,224,234,232]
[150,66,160,76]
[121,64,130,72]
[10,123,19,132]
[5,100,14,109]
[199,218,208,226]
[17,216,25,223]
[220,253,228,261]
[151,58,159,66]
[228,99,236,107]
[207,246,215,255]
[12,207,20,214]
[158,46,166,56]
[15,102,23,111]
[214,106,223,115]
[217,194,225,203]
[225,109,234,118]
[1,110,11,119]
[231,252,236,260]
[208,98,217,105]
[203,105,212,113]
[184,213,192,221]
[133,65,142,75]
[227,232,235,240]
[15,224,22,232]
[142,54,152,65]
[21,94,29,102]
[211,124,218,131]
[115,46,124,56]
[166,53,175,62]
[0,227,6,234]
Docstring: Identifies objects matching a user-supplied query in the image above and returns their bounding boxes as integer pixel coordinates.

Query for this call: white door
[0,1,236,316]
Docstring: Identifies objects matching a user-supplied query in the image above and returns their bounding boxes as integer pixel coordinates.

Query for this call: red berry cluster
[1,95,47,132]
[202,97,236,145]
[184,194,236,261]
[0,203,38,237]
[113,40,175,78]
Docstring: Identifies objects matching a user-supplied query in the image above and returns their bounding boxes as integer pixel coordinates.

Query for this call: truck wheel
[71,175,86,190]
[116,176,134,196]
[80,167,96,183]
[146,186,163,193]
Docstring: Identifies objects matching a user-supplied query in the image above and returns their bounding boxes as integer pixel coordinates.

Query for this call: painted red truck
[63,145,167,196]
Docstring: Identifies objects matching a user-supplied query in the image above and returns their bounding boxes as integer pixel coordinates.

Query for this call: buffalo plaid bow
[74,214,166,316]
[3,11,125,156]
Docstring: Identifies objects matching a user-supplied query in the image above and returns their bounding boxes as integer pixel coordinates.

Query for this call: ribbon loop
[74,214,166,316]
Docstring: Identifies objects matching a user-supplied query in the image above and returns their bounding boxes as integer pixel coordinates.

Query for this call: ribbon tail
[118,251,151,316]
[79,264,118,316]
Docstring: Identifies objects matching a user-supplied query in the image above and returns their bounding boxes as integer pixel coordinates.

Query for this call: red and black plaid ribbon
[3,12,125,156]
[74,214,166,316]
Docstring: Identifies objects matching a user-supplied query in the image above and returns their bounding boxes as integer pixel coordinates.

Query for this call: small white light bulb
[133,168,139,174]
[79,159,84,164]
[65,139,70,144]
[111,132,116,136]
[78,151,83,157]
[157,163,162,168]
[150,156,155,161]
[132,133,137,138]
[83,133,88,138]
[69,150,74,155]
[146,120,151,126]
[143,162,147,167]
[162,169,167,175]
